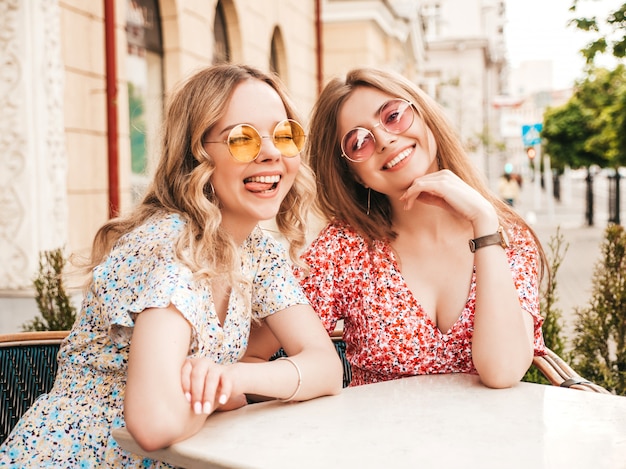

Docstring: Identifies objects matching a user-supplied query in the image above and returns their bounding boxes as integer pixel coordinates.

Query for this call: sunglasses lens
[341,128,376,162]
[274,120,305,157]
[380,99,414,133]
[227,124,261,162]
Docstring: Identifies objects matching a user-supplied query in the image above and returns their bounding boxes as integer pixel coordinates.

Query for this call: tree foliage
[542,99,602,170]
[569,1,626,62]
[571,224,626,395]
[542,65,626,170]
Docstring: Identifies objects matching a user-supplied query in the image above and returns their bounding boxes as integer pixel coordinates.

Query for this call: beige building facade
[0,0,323,331]
[0,0,505,332]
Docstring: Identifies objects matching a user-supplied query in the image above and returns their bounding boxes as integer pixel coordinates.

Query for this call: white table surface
[113,373,626,469]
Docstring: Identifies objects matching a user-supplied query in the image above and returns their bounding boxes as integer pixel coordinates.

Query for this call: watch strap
[468,226,507,253]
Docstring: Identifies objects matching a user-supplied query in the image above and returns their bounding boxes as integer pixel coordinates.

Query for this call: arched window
[269,27,286,79]
[126,0,163,202]
[213,1,230,64]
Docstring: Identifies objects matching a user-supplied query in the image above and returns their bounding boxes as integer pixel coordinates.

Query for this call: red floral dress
[296,221,545,386]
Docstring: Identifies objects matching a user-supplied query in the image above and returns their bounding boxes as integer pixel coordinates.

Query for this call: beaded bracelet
[277,357,302,402]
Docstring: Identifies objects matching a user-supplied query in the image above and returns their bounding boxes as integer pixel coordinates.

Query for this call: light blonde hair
[307,67,546,280]
[83,64,315,291]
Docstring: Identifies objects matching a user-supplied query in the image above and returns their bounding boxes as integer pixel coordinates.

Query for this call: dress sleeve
[295,224,352,334]
[507,225,546,355]
[96,240,209,351]
[249,235,309,320]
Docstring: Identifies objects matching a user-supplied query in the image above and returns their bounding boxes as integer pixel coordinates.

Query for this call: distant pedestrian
[498,172,521,207]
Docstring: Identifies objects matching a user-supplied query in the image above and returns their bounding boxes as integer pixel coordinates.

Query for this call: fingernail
[219,394,227,405]
[203,402,212,414]
[185,392,191,402]
[193,402,202,415]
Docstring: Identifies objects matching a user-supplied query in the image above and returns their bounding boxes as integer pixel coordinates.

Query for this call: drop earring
[367,188,371,216]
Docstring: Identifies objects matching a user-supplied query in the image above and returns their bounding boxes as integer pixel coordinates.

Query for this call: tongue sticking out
[244,175,280,193]
[245,180,276,192]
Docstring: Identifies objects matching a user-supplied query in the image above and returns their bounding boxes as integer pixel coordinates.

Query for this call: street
[515,170,617,344]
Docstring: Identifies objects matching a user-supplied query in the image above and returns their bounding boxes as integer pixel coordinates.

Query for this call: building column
[0,0,67,292]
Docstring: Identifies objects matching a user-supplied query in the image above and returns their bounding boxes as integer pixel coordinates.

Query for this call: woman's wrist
[471,209,500,238]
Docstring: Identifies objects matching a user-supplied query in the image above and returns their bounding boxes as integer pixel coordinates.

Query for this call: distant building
[496,59,573,180]
[420,0,507,185]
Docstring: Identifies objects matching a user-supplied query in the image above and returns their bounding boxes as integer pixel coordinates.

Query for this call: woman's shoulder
[246,225,286,254]
[314,220,366,244]
[505,221,539,253]
[143,211,186,232]
[114,212,186,259]
[304,220,377,260]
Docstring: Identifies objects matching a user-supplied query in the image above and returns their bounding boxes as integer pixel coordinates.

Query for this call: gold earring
[367,188,371,216]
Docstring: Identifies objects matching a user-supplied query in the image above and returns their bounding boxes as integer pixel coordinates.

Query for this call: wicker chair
[532,347,611,394]
[322,331,612,394]
[0,331,69,444]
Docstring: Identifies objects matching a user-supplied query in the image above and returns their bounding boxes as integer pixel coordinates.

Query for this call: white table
[113,373,626,469]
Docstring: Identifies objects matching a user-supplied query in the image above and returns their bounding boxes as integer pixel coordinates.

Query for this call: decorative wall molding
[0,0,67,290]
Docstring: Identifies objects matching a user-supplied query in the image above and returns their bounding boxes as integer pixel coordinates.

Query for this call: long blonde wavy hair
[306,67,546,280]
[82,64,315,289]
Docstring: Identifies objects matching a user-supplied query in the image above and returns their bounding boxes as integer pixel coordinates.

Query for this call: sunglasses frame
[340,99,415,163]
[204,119,305,163]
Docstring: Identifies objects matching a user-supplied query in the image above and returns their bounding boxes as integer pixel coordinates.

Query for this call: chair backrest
[331,336,352,388]
[0,331,69,444]
[532,347,611,394]
[270,336,353,388]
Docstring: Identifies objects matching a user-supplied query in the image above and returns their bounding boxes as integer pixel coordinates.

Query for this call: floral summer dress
[296,221,545,386]
[0,213,308,468]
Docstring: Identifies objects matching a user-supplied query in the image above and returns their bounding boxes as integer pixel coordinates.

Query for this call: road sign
[521,123,542,147]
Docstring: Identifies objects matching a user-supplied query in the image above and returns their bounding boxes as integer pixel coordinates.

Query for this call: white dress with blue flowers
[0,213,308,468]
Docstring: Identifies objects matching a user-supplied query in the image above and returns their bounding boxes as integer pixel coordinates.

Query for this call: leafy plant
[524,227,569,384]
[571,223,626,395]
[569,1,626,63]
[23,248,77,331]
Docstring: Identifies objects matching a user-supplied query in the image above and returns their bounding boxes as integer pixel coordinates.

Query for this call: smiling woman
[0,64,342,467]
[296,66,549,390]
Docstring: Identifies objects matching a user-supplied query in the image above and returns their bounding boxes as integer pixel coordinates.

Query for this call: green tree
[569,1,626,63]
[23,248,77,332]
[542,66,626,170]
[575,66,626,167]
[542,99,604,171]
[568,2,626,169]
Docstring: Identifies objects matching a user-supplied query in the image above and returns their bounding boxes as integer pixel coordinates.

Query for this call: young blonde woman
[0,64,342,467]
[296,67,547,389]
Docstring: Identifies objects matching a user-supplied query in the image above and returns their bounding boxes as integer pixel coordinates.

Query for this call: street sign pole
[522,123,544,213]
[534,144,541,211]
[543,149,554,224]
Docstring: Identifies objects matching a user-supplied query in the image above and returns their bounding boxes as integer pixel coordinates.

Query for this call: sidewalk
[514,176,607,343]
